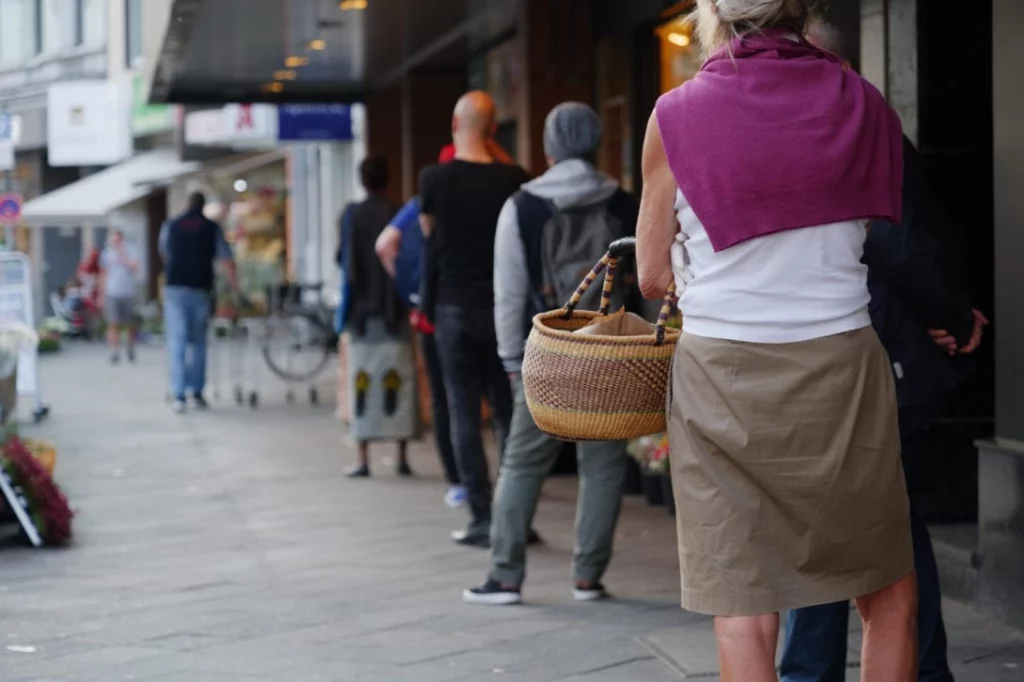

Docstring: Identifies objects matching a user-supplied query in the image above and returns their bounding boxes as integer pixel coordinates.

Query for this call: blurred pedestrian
[160,192,238,414]
[779,20,987,682]
[636,1,916,680]
[340,155,417,478]
[99,230,141,364]
[375,145,463,505]
[418,91,530,547]
[464,102,642,605]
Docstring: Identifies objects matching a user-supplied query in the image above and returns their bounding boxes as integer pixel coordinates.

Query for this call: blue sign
[277,105,353,142]
[0,114,12,141]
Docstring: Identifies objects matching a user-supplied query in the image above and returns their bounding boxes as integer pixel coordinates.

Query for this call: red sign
[0,193,23,226]
[235,104,254,131]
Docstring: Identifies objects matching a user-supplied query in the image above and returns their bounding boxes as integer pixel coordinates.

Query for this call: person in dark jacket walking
[780,22,989,682]
[159,192,237,414]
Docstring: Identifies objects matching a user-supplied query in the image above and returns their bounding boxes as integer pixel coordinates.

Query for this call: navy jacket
[863,138,975,415]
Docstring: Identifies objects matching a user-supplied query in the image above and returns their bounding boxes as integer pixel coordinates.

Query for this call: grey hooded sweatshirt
[493,159,621,375]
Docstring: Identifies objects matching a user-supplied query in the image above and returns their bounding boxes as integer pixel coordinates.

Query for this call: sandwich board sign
[0,253,44,412]
[0,464,43,547]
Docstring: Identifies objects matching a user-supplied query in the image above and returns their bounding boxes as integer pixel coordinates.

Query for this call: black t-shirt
[420,160,530,311]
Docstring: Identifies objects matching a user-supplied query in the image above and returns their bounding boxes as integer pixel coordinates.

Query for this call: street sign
[0,193,22,226]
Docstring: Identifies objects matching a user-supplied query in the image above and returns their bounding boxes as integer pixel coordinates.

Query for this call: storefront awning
[148,0,520,104]
[20,150,199,226]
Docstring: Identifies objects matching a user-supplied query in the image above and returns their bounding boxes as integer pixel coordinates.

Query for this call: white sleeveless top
[672,189,872,344]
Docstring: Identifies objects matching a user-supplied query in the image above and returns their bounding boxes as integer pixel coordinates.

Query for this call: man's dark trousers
[432,303,513,537]
[780,404,953,682]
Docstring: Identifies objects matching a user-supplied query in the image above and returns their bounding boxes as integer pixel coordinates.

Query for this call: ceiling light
[339,0,368,9]
[262,82,284,93]
[308,39,327,51]
[273,70,298,81]
[667,32,691,48]
[233,179,248,193]
[285,56,310,68]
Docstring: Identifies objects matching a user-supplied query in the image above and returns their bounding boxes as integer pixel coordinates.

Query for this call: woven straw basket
[522,238,680,442]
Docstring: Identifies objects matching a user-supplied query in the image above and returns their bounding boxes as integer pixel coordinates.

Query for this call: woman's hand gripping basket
[522,238,680,441]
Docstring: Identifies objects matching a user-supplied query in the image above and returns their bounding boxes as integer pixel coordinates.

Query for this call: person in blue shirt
[159,192,237,414]
[376,179,465,508]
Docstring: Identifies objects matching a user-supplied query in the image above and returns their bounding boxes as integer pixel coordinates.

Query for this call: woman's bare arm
[636,111,678,300]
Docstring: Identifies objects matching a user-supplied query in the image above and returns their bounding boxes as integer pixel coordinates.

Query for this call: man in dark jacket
[159,192,237,414]
[781,23,988,682]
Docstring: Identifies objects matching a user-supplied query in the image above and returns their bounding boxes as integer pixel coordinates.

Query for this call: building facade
[146,0,1024,631]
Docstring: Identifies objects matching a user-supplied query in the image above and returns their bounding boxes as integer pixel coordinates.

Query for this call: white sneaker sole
[572,589,607,602]
[462,589,522,606]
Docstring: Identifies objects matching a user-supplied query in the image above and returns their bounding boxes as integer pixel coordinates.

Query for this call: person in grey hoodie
[463,102,640,605]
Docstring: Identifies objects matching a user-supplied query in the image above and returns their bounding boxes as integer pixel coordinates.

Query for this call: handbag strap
[561,239,678,346]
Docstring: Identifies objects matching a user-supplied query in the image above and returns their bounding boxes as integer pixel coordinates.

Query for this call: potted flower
[627,433,672,513]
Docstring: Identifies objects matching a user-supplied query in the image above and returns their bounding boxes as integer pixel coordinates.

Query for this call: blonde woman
[636,1,917,680]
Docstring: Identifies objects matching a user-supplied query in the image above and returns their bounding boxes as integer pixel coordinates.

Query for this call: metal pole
[2,104,14,250]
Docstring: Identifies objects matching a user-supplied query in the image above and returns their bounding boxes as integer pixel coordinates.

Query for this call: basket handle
[561,238,678,346]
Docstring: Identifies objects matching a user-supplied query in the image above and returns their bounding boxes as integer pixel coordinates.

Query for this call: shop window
[0,0,41,64]
[39,0,69,54]
[77,0,105,46]
[655,15,701,95]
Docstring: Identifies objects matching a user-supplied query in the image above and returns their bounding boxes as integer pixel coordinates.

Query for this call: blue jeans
[164,286,211,400]
[780,423,953,682]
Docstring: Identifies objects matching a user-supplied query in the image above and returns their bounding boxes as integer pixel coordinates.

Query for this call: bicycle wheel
[260,311,333,382]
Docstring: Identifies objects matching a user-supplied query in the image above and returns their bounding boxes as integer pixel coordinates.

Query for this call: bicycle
[257,282,338,405]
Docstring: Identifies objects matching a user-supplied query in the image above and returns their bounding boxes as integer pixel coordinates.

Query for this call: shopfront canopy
[20,150,199,226]
[148,0,520,104]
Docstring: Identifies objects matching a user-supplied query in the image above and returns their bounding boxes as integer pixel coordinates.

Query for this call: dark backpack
[514,191,629,316]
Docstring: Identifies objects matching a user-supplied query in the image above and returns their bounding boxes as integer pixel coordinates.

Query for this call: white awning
[20,150,199,226]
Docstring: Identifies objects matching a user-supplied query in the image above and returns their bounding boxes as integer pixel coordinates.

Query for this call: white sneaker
[444,485,467,509]
[572,583,608,602]
[172,399,187,415]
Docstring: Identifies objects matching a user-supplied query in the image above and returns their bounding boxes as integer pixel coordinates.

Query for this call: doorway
[146,190,168,300]
[42,227,83,301]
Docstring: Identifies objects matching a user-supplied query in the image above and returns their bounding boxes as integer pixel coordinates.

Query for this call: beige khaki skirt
[668,327,913,616]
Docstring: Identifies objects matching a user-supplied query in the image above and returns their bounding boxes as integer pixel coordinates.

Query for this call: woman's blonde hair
[692,0,811,55]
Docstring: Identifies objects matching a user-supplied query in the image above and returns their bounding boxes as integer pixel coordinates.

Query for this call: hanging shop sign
[277,105,353,142]
[184,104,277,148]
[131,74,175,137]
[47,81,133,167]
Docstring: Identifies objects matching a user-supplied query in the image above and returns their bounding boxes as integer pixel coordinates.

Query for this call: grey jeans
[490,378,627,586]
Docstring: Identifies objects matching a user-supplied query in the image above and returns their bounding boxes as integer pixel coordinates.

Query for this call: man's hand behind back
[929,309,989,356]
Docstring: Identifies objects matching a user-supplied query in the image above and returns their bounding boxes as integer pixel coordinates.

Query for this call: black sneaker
[192,394,209,410]
[572,582,609,602]
[463,579,522,605]
[451,527,490,548]
[527,528,543,546]
[396,461,414,477]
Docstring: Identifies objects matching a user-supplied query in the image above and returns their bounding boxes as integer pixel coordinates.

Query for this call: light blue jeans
[164,286,211,400]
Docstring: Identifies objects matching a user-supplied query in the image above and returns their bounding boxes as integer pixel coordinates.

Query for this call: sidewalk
[1,344,1022,682]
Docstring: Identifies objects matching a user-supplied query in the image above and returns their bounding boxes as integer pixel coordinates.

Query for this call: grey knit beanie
[543,102,603,164]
